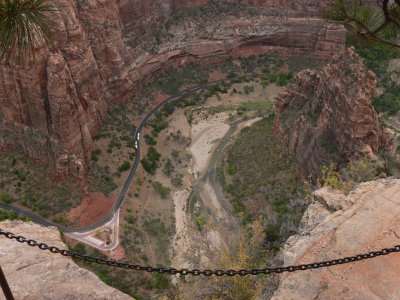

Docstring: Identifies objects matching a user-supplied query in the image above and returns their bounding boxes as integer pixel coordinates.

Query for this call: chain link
[1,228,400,277]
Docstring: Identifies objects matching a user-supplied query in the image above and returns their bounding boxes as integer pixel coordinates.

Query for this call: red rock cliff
[0,0,134,169]
[275,48,389,179]
[0,0,345,174]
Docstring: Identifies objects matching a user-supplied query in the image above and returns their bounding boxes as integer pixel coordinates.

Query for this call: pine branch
[324,0,400,48]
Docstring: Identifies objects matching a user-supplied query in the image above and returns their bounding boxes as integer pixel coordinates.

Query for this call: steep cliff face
[0,0,132,169]
[275,47,389,179]
[119,0,331,47]
[118,0,209,43]
[0,0,345,174]
[272,179,400,299]
[0,220,132,300]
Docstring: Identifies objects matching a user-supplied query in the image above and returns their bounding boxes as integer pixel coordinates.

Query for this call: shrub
[144,134,157,146]
[148,116,168,136]
[171,149,180,159]
[150,273,170,291]
[373,90,400,116]
[125,214,136,225]
[141,159,152,174]
[52,215,67,224]
[163,158,174,176]
[339,157,384,192]
[243,85,255,95]
[141,147,161,175]
[118,161,131,173]
[0,209,29,221]
[152,181,171,199]
[319,164,341,190]
[91,149,101,162]
[144,218,167,235]
[73,243,87,255]
[0,192,13,204]
[319,158,384,193]
[274,202,289,216]
[171,173,183,187]
[194,210,207,231]
[225,163,236,176]
[108,136,122,149]
[261,72,293,87]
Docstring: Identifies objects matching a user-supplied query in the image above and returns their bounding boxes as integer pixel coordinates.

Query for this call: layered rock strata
[272,178,400,299]
[275,47,389,178]
[0,0,346,174]
[0,220,131,300]
[118,0,327,45]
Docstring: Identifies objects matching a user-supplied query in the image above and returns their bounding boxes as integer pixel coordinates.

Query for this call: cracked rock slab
[272,179,400,300]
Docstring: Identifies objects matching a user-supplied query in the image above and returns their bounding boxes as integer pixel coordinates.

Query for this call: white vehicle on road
[135,141,138,149]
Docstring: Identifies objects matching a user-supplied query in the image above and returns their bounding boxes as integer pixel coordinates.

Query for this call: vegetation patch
[118,161,131,173]
[141,146,161,175]
[143,218,171,263]
[317,157,388,194]
[349,36,400,115]
[88,164,117,196]
[152,181,171,199]
[0,152,82,219]
[194,208,207,231]
[0,209,30,222]
[221,115,306,254]
[260,71,293,87]
[0,192,13,204]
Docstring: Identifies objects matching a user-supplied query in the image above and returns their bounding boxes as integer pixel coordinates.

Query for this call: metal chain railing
[1,228,400,277]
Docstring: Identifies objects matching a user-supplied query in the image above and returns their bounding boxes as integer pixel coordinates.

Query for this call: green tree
[141,146,161,175]
[118,161,131,173]
[0,0,58,63]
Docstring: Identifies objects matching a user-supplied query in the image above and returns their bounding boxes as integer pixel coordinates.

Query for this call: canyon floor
[1,50,400,299]
[69,69,294,298]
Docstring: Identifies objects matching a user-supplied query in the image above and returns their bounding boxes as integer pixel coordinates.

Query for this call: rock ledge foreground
[0,220,131,300]
[272,178,400,300]
[1,179,399,299]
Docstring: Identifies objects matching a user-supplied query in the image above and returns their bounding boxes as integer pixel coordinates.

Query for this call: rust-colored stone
[0,0,346,177]
[275,47,390,178]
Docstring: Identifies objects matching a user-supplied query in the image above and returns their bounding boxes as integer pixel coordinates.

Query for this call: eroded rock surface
[0,220,132,300]
[275,47,389,178]
[272,178,400,300]
[0,0,345,174]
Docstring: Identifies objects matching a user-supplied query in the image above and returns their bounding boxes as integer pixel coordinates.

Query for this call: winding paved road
[0,77,248,234]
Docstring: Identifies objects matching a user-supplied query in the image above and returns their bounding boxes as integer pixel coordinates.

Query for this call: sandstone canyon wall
[0,0,133,176]
[0,0,346,175]
[275,47,389,179]
[118,0,327,45]
[0,220,132,300]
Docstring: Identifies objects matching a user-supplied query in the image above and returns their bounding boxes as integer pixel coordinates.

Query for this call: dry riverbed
[82,79,281,272]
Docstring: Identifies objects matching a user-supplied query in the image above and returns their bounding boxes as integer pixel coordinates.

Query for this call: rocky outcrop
[56,154,86,180]
[118,0,330,44]
[0,220,132,300]
[0,0,125,168]
[272,178,400,299]
[0,0,346,174]
[275,47,389,179]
